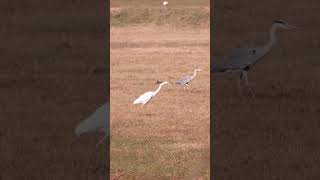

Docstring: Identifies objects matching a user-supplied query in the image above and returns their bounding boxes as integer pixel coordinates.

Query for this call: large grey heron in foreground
[176,68,202,89]
[74,102,109,180]
[133,81,169,106]
[75,102,109,147]
[211,20,297,90]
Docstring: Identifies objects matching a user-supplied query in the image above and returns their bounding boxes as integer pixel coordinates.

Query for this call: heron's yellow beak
[287,24,298,29]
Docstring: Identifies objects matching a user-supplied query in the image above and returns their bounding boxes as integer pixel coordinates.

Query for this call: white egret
[133,81,169,106]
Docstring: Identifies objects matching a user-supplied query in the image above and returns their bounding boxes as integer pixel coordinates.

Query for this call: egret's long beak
[155,80,163,84]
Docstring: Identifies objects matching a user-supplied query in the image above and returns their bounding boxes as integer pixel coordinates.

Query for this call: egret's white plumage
[133,81,169,105]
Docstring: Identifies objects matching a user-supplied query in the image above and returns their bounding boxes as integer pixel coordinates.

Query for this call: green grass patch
[111,7,210,28]
[111,136,208,178]
[111,0,209,7]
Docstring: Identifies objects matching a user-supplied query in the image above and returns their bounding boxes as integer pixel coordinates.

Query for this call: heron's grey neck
[154,83,166,95]
[265,24,278,51]
[191,69,198,79]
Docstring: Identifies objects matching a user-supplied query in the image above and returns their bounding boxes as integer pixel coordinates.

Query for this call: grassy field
[111,0,210,8]
[110,2,210,179]
[110,7,209,27]
[213,0,320,179]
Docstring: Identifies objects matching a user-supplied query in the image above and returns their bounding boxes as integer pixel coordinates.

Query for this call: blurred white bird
[133,81,169,106]
[163,1,168,7]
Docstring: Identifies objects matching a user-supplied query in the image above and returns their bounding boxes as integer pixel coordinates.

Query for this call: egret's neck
[265,24,278,51]
[153,83,166,95]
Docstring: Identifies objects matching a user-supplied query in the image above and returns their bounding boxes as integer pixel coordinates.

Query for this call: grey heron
[74,102,109,180]
[75,102,109,147]
[133,81,169,106]
[176,68,202,89]
[211,20,297,91]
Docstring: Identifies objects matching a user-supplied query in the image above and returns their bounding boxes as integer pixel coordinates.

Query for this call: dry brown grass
[110,24,210,179]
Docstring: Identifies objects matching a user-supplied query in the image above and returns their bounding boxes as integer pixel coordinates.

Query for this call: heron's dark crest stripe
[274,20,286,24]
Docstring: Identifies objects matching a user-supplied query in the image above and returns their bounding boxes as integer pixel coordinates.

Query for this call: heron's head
[163,1,168,6]
[162,81,169,85]
[273,20,297,30]
[195,67,202,71]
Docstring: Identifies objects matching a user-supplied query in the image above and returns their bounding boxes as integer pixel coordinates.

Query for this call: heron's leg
[237,72,244,96]
[87,136,107,179]
[184,83,188,90]
[237,78,242,96]
[242,71,249,86]
[95,136,106,148]
[242,71,255,98]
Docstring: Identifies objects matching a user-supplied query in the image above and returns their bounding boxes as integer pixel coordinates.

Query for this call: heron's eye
[248,49,256,55]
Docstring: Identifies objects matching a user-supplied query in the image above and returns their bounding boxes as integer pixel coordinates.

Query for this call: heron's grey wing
[213,47,257,72]
[246,46,271,67]
[176,75,192,85]
[75,103,109,136]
